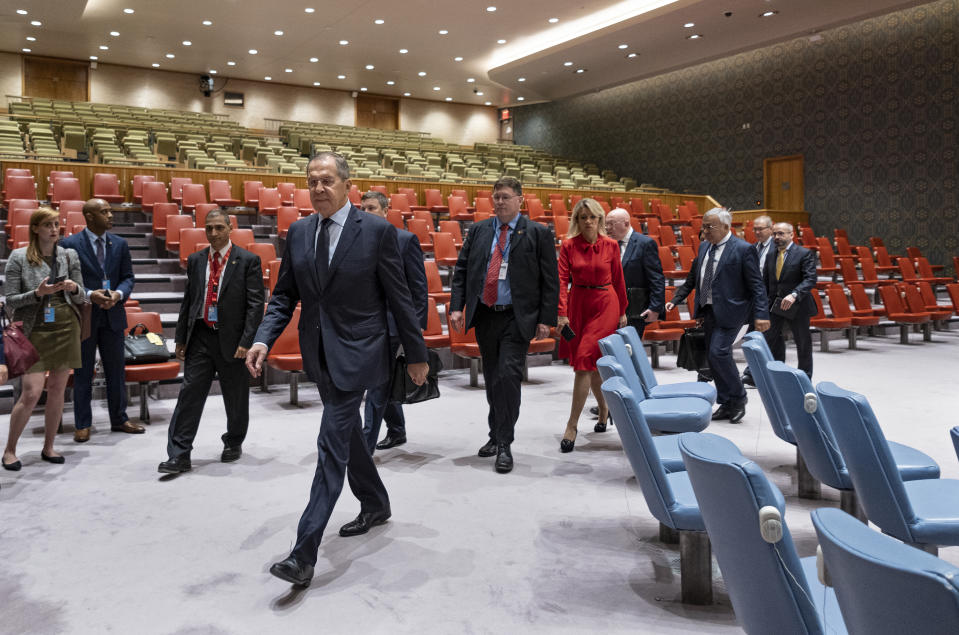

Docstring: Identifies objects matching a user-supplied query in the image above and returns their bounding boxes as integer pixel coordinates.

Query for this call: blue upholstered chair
[616,326,717,404]
[598,334,711,433]
[679,432,845,634]
[601,376,712,604]
[817,381,959,553]
[951,426,959,463]
[812,507,959,635]
[741,332,794,444]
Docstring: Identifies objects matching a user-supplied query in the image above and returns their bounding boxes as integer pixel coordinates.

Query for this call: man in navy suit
[669,208,769,423]
[358,190,428,452]
[246,153,428,587]
[61,198,140,441]
[604,208,665,339]
[763,222,817,378]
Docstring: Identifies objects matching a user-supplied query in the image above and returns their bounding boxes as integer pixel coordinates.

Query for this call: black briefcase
[124,323,171,365]
[390,349,443,404]
[677,327,708,371]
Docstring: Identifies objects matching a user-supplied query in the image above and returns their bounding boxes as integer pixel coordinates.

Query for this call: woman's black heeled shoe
[2,459,22,471]
[594,420,608,433]
[40,452,65,465]
[560,438,575,453]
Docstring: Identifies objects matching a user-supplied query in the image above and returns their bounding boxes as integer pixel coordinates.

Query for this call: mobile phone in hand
[50,274,67,284]
[560,324,576,341]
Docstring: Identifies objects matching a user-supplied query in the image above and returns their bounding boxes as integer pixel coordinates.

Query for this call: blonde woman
[556,198,627,452]
[3,207,85,469]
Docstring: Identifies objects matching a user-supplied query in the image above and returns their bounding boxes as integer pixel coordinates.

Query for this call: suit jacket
[60,230,135,333]
[389,228,428,336]
[763,243,818,319]
[176,244,265,361]
[4,246,86,337]
[450,214,559,341]
[671,235,769,329]
[621,230,666,317]
[255,206,427,392]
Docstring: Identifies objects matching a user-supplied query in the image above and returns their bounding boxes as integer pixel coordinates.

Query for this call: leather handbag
[124,323,170,365]
[0,307,40,378]
[390,349,443,404]
[76,300,92,341]
[677,326,708,372]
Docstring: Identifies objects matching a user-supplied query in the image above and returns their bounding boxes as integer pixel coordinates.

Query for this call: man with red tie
[450,177,559,473]
[158,209,264,473]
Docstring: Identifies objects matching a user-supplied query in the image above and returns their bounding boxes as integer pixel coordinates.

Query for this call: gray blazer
[4,246,86,337]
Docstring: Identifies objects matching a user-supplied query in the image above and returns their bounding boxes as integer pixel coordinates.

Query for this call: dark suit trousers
[362,337,406,452]
[765,312,813,378]
[292,359,390,566]
[73,321,128,430]
[626,318,648,340]
[702,306,746,406]
[166,324,250,458]
[474,304,527,446]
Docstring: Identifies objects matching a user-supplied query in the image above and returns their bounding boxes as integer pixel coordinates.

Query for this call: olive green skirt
[27,302,82,373]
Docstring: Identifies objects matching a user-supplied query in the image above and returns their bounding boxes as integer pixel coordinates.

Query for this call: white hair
[704,207,732,227]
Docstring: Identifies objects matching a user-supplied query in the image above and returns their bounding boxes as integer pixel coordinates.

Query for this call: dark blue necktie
[699,243,718,306]
[316,218,332,286]
[96,236,105,270]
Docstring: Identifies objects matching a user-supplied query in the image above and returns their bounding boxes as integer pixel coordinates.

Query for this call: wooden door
[23,56,89,101]
[763,155,804,210]
[355,95,398,130]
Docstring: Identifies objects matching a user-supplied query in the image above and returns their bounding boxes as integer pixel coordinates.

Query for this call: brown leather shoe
[111,421,145,434]
[74,428,91,443]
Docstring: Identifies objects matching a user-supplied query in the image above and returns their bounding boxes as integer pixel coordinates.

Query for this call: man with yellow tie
[763,222,818,378]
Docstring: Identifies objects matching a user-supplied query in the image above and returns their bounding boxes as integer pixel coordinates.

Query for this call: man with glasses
[450,176,558,473]
[763,222,817,378]
[741,214,774,387]
[604,208,664,339]
[668,208,769,423]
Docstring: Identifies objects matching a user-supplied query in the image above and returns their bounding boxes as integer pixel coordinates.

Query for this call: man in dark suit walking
[449,176,559,473]
[763,222,817,378]
[246,152,428,588]
[60,198,140,442]
[604,208,665,339]
[157,209,264,473]
[668,208,769,423]
[741,214,774,386]
[358,190,429,452]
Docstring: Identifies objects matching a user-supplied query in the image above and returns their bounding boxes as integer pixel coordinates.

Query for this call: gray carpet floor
[2,327,958,634]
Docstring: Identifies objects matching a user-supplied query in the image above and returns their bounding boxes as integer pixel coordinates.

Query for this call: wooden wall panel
[23,57,88,101]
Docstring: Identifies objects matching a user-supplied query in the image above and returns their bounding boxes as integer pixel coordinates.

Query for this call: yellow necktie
[776,248,786,280]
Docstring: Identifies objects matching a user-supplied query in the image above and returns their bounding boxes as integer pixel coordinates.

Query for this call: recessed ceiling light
[274,30,284,36]
[305,7,315,13]
[339,40,348,45]
[22,48,31,53]
[152,63,160,67]
[517,96,525,101]
[438,29,448,35]
[248,49,258,54]
[284,68,293,73]
[404,92,411,96]
[433,86,440,91]
[374,18,384,24]
[182,41,191,46]
[627,52,638,58]
[418,71,426,76]
[684,22,695,28]
[486,6,496,12]
[497,39,506,44]
[563,61,573,66]
[476,91,484,96]
[30,20,41,26]
[337,74,346,79]
[760,10,778,17]
[166,53,175,58]
[548,17,559,24]
[618,44,628,49]
[227,61,236,66]
[309,57,318,63]
[110,31,120,36]
[484,101,492,105]
[209,69,217,74]
[445,97,453,101]
[399,48,408,54]
[16,9,27,15]
[123,8,134,14]
[365,64,374,70]
[454,56,463,62]
[313,81,321,86]
[89,55,98,60]
[202,20,213,26]
[99,45,109,50]
[25,36,35,41]
[360,87,367,91]
[687,34,702,39]
[517,77,525,82]
[575,68,585,73]
[386,80,395,85]
[466,77,475,83]
[264,76,272,80]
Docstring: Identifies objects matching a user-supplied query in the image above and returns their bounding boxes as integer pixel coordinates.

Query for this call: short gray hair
[360,190,389,211]
[308,151,350,180]
[703,207,732,228]
[753,214,773,229]
[204,207,231,225]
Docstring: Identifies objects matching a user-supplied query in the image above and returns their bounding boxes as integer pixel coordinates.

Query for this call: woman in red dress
[556,198,628,452]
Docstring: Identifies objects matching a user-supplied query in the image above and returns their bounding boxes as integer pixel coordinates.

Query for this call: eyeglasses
[702,223,722,230]
[491,194,519,203]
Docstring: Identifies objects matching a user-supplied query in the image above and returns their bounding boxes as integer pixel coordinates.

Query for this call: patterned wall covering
[514,0,957,271]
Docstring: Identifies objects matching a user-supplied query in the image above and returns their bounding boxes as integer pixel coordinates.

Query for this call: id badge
[44,307,56,323]
[102,279,111,291]
[207,305,218,323]
[498,261,508,280]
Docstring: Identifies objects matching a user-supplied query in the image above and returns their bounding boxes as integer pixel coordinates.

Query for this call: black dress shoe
[221,445,242,463]
[697,372,713,383]
[711,405,732,421]
[339,508,392,537]
[495,444,513,473]
[41,452,65,464]
[589,406,599,416]
[728,403,747,424]
[2,459,22,471]
[560,438,575,453]
[742,372,756,387]
[477,439,498,457]
[269,555,314,587]
[157,455,192,474]
[375,434,407,450]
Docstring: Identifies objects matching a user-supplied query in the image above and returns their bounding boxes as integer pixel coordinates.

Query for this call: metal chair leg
[680,530,713,605]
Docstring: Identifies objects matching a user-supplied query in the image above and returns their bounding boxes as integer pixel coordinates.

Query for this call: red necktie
[483,224,509,306]
[203,251,222,327]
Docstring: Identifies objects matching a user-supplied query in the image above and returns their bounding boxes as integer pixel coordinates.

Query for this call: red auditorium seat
[267,259,282,294]
[641,320,684,368]
[407,219,434,253]
[277,206,299,240]
[208,180,240,207]
[915,257,951,285]
[93,173,126,203]
[431,232,459,269]
[257,187,281,219]
[141,181,169,214]
[371,185,389,196]
[124,311,181,423]
[267,305,304,405]
[131,175,155,205]
[445,303,483,386]
[170,177,193,205]
[425,189,447,216]
[193,203,219,228]
[901,282,951,322]
[878,284,932,344]
[180,183,208,215]
[165,215,194,253]
[390,193,414,219]
[873,246,900,275]
[412,209,434,227]
[348,184,361,205]
[4,175,37,206]
[276,182,296,206]
[422,298,450,349]
[810,290,853,351]
[151,202,179,238]
[292,188,313,216]
[178,228,207,268]
[424,260,450,304]
[474,197,493,218]
[438,221,464,249]
[246,243,277,287]
[385,209,404,229]
[243,180,263,208]
[448,196,472,222]
[50,177,82,208]
[231,229,255,250]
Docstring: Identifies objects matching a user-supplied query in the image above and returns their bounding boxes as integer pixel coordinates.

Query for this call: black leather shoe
[741,372,756,387]
[339,508,392,537]
[477,439,498,457]
[157,455,192,474]
[728,403,747,424]
[594,420,608,433]
[495,444,513,473]
[270,555,314,587]
[697,371,713,383]
[375,434,407,450]
[589,406,599,416]
[41,452,65,464]
[560,438,575,453]
[711,405,732,421]
[2,459,22,471]
[221,445,242,463]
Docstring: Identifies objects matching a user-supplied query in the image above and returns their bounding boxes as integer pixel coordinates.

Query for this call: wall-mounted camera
[199,74,214,97]
[724,11,733,17]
